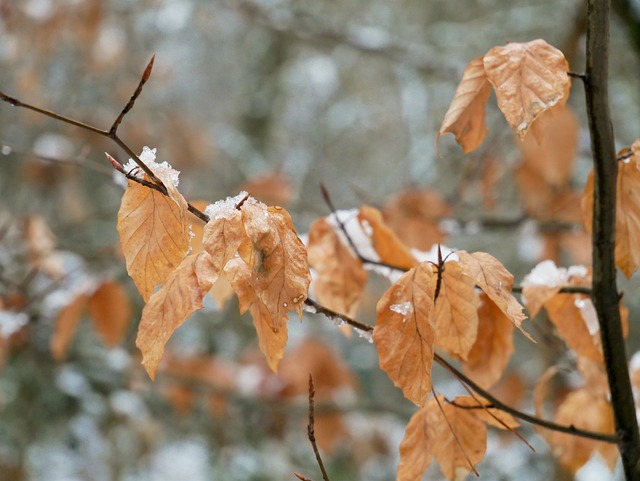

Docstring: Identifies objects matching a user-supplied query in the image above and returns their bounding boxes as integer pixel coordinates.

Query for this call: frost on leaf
[582,147,640,278]
[224,201,311,371]
[457,251,527,334]
[307,217,367,318]
[463,294,515,389]
[358,205,418,270]
[545,389,617,473]
[433,260,480,360]
[373,262,436,405]
[437,56,492,154]
[136,252,218,380]
[483,39,570,139]
[117,151,190,301]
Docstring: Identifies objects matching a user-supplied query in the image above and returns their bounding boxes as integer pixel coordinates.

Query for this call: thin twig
[307,375,331,481]
[304,300,620,443]
[110,55,155,135]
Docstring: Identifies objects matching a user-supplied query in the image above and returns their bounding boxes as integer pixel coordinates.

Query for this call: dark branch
[307,375,331,481]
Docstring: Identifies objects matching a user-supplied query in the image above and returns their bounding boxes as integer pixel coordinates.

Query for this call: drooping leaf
[546,389,617,473]
[358,205,418,270]
[203,206,245,272]
[136,252,218,379]
[117,177,190,301]
[457,251,527,332]
[582,148,640,277]
[373,262,436,405]
[483,39,570,139]
[433,260,480,360]
[430,397,487,481]
[397,396,439,481]
[463,294,515,389]
[307,218,367,318]
[87,280,132,347]
[249,298,289,372]
[437,56,492,153]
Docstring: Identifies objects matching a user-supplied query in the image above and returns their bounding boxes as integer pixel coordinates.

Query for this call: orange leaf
[51,292,89,361]
[582,152,640,277]
[87,280,132,347]
[431,397,487,481]
[358,205,418,270]
[202,205,245,272]
[224,200,311,370]
[438,56,492,154]
[239,173,294,208]
[484,39,570,139]
[457,251,526,332]
[307,218,367,318]
[397,397,439,481]
[463,294,515,389]
[136,252,218,379]
[117,178,190,301]
[433,260,479,360]
[373,262,437,405]
[546,389,617,473]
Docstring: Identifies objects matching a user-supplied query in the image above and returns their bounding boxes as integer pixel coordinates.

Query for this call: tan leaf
[397,397,439,481]
[484,39,570,139]
[521,284,560,318]
[203,207,245,272]
[374,263,436,405]
[463,294,515,389]
[431,397,487,481]
[136,252,218,379]
[433,261,480,360]
[51,292,89,361]
[437,56,492,153]
[87,280,132,347]
[117,179,190,301]
[518,105,578,187]
[457,251,526,331]
[582,155,640,277]
[307,218,367,318]
[358,205,418,270]
[249,299,288,372]
[547,389,617,473]
[241,202,311,324]
[382,189,450,251]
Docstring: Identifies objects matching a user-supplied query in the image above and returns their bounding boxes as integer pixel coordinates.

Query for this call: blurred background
[1,0,640,480]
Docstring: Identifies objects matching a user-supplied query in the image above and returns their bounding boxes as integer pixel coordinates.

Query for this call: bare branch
[307,375,331,481]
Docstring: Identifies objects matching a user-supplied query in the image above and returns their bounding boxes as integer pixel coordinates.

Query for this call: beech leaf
[483,39,570,139]
[433,260,479,360]
[308,218,367,318]
[373,262,437,405]
[397,396,439,481]
[136,252,218,379]
[87,280,132,347]
[438,56,492,153]
[51,292,89,361]
[117,177,190,301]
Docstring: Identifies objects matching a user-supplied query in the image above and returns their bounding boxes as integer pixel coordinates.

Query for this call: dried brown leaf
[374,262,436,405]
[87,280,132,347]
[484,39,570,139]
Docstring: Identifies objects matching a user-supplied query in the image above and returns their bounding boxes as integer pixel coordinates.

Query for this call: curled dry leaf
[307,217,367,319]
[433,260,480,360]
[582,148,640,277]
[118,177,190,301]
[373,262,437,406]
[437,56,492,154]
[136,252,218,380]
[483,39,570,139]
[358,205,418,270]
